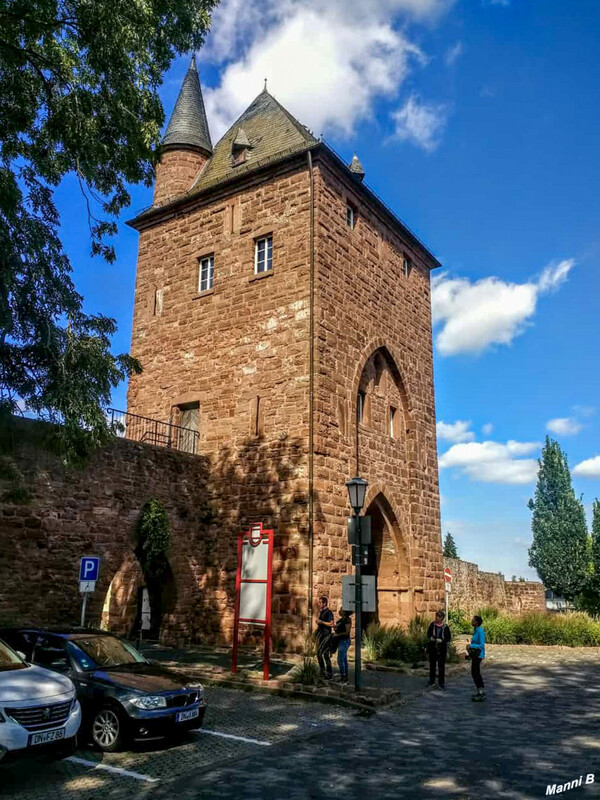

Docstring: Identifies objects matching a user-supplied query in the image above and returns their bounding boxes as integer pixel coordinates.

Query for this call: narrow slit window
[255,235,273,274]
[358,391,366,424]
[198,255,214,293]
[402,256,411,278]
[346,203,356,229]
[390,406,397,438]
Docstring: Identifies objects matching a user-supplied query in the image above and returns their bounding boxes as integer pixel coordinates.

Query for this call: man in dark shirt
[315,595,334,679]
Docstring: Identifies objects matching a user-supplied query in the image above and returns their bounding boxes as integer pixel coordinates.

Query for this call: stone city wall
[444,557,545,615]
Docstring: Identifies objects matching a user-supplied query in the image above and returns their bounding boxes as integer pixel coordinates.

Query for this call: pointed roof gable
[349,154,365,181]
[163,57,212,154]
[191,88,317,192]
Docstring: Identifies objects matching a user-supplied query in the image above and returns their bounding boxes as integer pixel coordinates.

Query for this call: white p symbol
[83,560,95,579]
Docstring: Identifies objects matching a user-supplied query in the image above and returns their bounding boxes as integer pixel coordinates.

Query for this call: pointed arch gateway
[362,490,412,626]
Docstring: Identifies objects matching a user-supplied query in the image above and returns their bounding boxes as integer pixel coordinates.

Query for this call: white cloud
[431,259,575,356]
[201,0,454,140]
[573,456,600,479]
[482,423,494,436]
[391,94,447,152]
[445,41,463,66]
[437,420,475,443]
[546,417,583,436]
[439,440,540,484]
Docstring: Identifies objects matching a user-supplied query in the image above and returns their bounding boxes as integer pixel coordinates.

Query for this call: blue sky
[58,0,600,581]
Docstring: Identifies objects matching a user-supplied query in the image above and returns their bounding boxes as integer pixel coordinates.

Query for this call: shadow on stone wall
[0,418,313,652]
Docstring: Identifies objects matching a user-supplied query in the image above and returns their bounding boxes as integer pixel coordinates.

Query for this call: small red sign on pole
[231,523,274,681]
[444,567,452,583]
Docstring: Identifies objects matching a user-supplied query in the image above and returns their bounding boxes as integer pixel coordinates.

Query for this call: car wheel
[91,706,124,752]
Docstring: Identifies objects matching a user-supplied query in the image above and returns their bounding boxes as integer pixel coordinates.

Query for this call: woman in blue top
[467,615,486,701]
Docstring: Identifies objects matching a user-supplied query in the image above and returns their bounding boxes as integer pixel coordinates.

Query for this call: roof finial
[264,77,268,92]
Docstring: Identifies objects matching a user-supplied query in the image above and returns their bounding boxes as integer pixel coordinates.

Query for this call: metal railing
[107,408,199,455]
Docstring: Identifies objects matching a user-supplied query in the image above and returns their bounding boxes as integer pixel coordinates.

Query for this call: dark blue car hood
[91,662,192,694]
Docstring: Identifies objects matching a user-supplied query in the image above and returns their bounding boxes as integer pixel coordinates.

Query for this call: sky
[57,0,600,582]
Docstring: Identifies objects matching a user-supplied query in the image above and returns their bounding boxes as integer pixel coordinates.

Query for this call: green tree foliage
[443,531,458,559]
[136,498,170,579]
[0,0,215,461]
[528,437,589,600]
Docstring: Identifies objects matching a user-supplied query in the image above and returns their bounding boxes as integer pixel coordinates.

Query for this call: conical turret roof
[163,56,212,154]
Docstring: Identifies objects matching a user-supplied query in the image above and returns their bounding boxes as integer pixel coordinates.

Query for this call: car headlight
[129,695,167,710]
[70,698,79,713]
[187,683,204,696]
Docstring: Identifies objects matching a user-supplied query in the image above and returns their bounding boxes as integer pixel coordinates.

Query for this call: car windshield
[68,636,147,669]
[0,639,27,672]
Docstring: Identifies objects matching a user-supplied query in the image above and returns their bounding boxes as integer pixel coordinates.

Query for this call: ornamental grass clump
[483,614,518,644]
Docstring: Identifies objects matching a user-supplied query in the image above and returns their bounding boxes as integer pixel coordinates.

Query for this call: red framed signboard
[231,523,274,680]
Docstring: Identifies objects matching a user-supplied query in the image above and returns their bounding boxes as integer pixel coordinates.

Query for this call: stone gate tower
[127,58,445,646]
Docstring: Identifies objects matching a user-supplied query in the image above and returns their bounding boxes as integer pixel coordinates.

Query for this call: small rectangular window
[346,204,355,229]
[402,256,411,278]
[358,392,365,423]
[390,406,396,438]
[198,255,214,293]
[255,235,273,274]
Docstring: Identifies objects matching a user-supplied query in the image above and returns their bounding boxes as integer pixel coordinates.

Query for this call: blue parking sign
[79,557,99,582]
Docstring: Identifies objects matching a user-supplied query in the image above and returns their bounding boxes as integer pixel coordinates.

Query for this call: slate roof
[190,88,318,193]
[163,57,212,154]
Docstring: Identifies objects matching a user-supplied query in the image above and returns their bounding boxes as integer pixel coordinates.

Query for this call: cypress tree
[528,437,589,600]
[443,532,459,559]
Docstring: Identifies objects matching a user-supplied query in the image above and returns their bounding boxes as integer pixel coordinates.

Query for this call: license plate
[176,708,199,723]
[28,728,66,747]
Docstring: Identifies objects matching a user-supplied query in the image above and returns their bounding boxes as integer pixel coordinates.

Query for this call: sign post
[79,557,100,628]
[232,523,274,680]
[444,566,452,619]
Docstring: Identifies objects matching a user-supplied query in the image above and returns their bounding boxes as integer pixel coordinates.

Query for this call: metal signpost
[79,557,100,627]
[444,566,452,619]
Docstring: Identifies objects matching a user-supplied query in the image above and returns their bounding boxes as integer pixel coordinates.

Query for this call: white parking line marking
[66,756,159,783]
[194,729,272,746]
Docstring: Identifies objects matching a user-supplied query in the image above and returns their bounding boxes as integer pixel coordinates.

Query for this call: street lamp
[345,476,368,691]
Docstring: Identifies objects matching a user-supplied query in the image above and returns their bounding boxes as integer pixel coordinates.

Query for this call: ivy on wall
[136,499,170,578]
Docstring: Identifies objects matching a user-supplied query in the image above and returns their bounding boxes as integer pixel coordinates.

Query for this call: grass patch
[364,617,459,665]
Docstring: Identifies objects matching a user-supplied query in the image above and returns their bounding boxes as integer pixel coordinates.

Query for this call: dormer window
[231,127,252,167]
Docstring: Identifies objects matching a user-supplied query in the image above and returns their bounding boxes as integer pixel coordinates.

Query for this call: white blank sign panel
[241,541,269,581]
[239,581,267,622]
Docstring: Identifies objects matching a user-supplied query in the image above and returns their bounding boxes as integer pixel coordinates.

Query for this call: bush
[448,609,472,636]
[484,615,518,644]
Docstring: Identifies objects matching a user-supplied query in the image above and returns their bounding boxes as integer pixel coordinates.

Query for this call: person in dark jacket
[427,610,451,690]
[315,596,335,679]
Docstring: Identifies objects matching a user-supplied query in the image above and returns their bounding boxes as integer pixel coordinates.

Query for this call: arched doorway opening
[362,493,406,628]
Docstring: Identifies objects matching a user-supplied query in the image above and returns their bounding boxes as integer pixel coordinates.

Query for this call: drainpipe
[307,150,315,635]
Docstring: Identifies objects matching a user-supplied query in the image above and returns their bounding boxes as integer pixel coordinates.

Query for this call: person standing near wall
[467,615,486,701]
[315,596,334,680]
[331,607,352,684]
[427,610,451,690]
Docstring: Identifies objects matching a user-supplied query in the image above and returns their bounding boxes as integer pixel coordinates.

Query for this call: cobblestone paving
[4,648,600,800]
[151,646,600,800]
[0,686,352,800]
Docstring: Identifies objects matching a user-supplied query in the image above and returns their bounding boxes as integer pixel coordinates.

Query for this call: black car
[0,628,206,752]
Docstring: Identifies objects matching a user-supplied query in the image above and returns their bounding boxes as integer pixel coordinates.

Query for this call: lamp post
[346,476,368,691]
